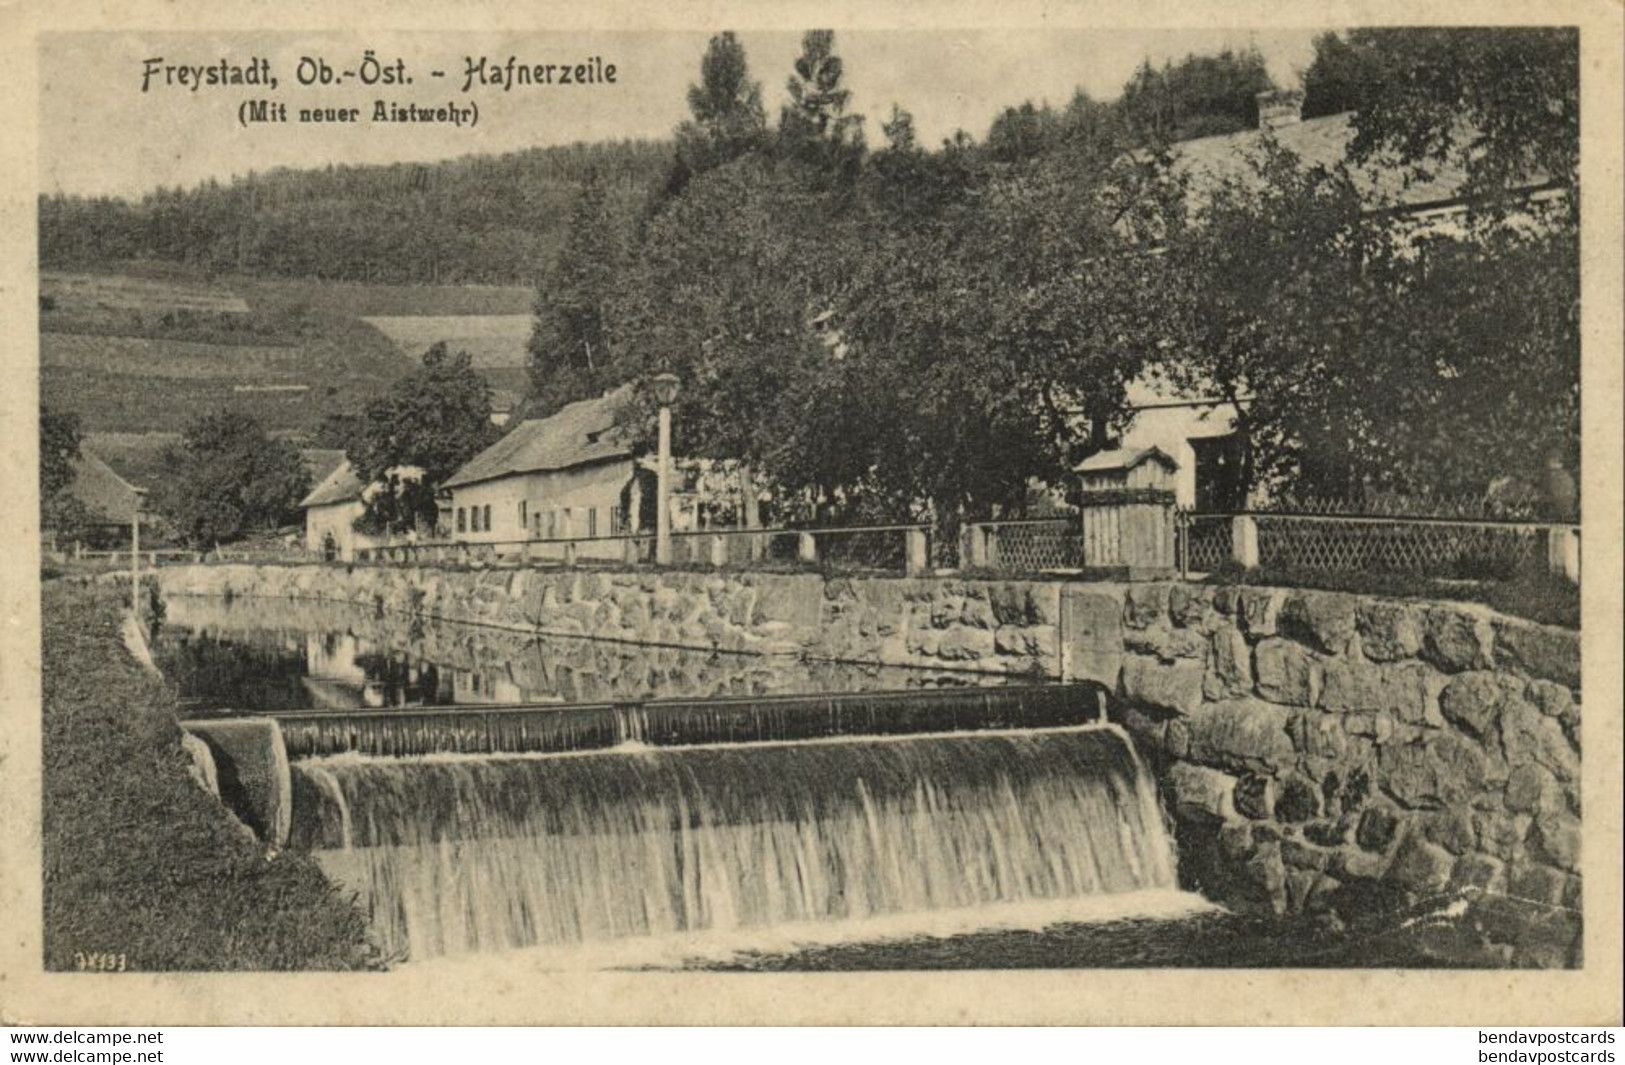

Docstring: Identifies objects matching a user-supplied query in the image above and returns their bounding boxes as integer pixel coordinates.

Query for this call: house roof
[443,385,634,490]
[70,450,142,523]
[301,459,365,509]
[1166,111,1540,216]
[1075,445,1180,474]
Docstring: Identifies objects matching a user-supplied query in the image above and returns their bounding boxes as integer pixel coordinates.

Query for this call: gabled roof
[301,459,364,509]
[1167,111,1521,216]
[69,450,142,523]
[443,385,634,490]
[1075,445,1180,474]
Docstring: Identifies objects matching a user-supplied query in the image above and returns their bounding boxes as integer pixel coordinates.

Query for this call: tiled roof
[300,459,364,509]
[70,450,142,523]
[443,385,634,490]
[1167,111,1479,214]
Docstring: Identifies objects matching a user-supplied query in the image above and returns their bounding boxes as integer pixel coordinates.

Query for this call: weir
[289,724,1178,962]
[271,683,1110,759]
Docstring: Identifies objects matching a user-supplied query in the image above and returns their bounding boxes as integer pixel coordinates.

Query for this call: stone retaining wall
[157,563,1581,940]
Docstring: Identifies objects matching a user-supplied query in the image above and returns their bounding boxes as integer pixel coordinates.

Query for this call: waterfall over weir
[290,724,1182,963]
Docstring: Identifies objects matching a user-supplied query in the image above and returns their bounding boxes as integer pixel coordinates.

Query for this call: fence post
[1546,525,1580,583]
[709,534,727,568]
[1231,514,1260,570]
[905,528,928,576]
[964,524,989,569]
[798,532,818,564]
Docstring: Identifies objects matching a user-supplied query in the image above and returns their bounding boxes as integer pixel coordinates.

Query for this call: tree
[1117,47,1276,144]
[668,32,768,197]
[347,343,500,532]
[158,410,310,546]
[1161,140,1578,502]
[528,171,624,415]
[1305,29,1578,209]
[39,405,95,537]
[778,30,865,176]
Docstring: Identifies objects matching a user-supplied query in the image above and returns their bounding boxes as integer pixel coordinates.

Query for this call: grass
[1201,562,1579,629]
[41,580,382,970]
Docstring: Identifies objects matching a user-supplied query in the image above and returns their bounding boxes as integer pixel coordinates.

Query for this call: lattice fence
[1177,513,1234,573]
[1254,516,1545,579]
[984,519,1081,572]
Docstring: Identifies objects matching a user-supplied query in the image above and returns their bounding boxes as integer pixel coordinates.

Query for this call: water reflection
[155,595,1016,716]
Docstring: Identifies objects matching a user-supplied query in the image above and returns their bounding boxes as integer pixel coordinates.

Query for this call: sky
[39,28,1327,200]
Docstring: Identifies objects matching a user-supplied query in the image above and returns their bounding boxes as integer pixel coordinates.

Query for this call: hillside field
[40,264,537,435]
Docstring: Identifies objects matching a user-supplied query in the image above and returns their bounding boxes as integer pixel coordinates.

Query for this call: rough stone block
[1500,698,1579,784]
[1166,762,1238,822]
[1420,606,1495,673]
[936,627,996,661]
[1122,654,1205,716]
[1061,589,1124,688]
[1529,813,1580,872]
[1450,853,1508,894]
[1385,831,1455,893]
[1181,698,1297,774]
[1504,763,1563,815]
[1319,658,1385,713]
[1356,600,1423,661]
[1278,591,1359,654]
[1234,773,1274,819]
[1204,625,1253,700]
[1507,861,1575,907]
[1254,638,1318,706]
[1239,588,1283,638]
[959,596,996,630]
[1168,583,1215,628]
[1356,806,1403,852]
[1275,772,1322,822]
[1378,732,1489,809]
[1526,679,1573,719]
[752,574,823,629]
[1417,809,1478,855]
[1124,583,1170,629]
[1474,809,1533,862]
[1438,671,1505,741]
[1493,618,1580,689]
[1331,844,1389,882]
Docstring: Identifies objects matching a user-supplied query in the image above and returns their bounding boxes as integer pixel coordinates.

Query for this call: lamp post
[130,487,148,620]
[650,372,681,566]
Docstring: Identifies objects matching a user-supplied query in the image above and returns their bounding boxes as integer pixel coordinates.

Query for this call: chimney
[1255,89,1305,131]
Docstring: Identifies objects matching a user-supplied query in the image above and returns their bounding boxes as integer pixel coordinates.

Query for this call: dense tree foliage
[39,140,667,284]
[1118,47,1276,143]
[1303,28,1578,205]
[526,173,625,416]
[39,405,95,535]
[665,32,770,200]
[346,343,500,532]
[157,412,310,545]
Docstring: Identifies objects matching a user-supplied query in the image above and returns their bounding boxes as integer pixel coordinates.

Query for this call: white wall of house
[304,500,382,561]
[447,459,635,560]
[1113,401,1242,508]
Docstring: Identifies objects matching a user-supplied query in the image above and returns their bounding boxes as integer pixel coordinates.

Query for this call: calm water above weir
[154,595,1023,716]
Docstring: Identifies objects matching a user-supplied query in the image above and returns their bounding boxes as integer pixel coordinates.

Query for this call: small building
[1075,445,1180,492]
[51,449,143,549]
[441,386,652,561]
[299,460,385,562]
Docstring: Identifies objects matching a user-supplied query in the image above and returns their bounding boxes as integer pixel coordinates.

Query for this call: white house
[440,386,652,561]
[299,461,386,561]
[1100,90,1565,512]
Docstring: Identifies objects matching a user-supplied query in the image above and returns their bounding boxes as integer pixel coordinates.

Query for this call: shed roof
[443,385,634,490]
[1074,445,1180,474]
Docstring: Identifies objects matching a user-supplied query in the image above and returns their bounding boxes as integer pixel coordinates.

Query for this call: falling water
[290,724,1183,963]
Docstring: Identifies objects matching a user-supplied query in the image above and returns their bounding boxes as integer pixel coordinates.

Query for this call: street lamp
[650,372,681,565]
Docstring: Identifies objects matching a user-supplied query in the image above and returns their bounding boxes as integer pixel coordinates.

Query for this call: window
[587,508,598,538]
[456,508,466,533]
[610,506,625,535]
[519,500,527,531]
[561,507,573,539]
[472,506,482,533]
[483,505,491,532]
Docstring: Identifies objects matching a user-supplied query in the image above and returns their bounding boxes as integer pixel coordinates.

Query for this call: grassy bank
[41,581,380,970]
